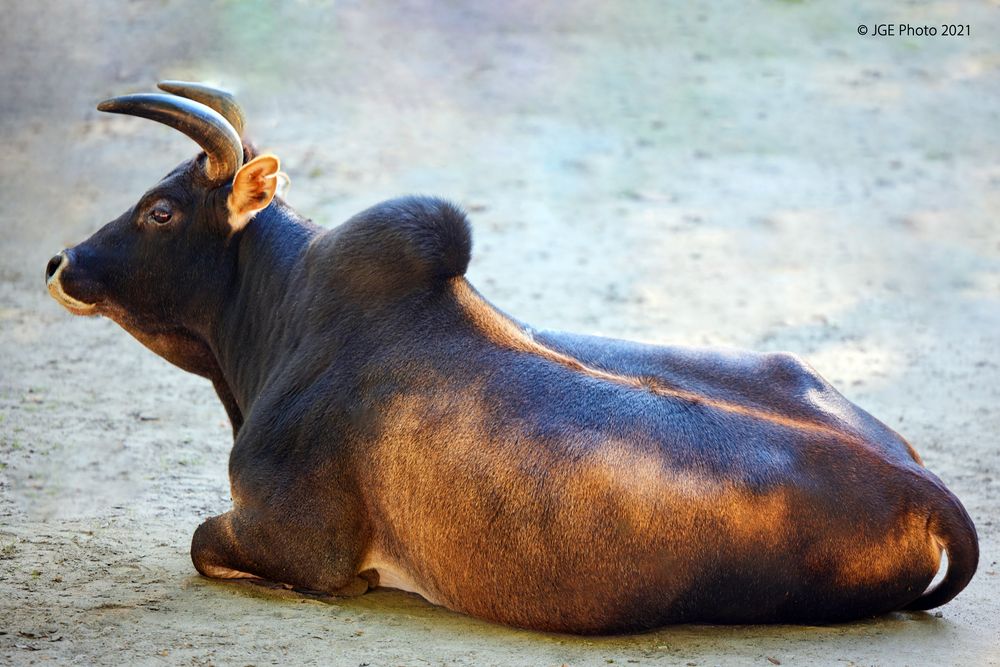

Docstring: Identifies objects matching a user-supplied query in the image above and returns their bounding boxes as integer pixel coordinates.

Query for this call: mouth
[46,262,99,316]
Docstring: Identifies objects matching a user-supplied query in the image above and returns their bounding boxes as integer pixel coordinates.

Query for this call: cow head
[45,82,282,376]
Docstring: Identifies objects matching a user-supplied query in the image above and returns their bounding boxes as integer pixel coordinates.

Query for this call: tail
[903,470,979,611]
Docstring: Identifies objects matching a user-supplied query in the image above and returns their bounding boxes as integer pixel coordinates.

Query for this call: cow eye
[149,206,173,225]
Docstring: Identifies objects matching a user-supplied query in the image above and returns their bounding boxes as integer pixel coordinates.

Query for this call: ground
[1,2,998,665]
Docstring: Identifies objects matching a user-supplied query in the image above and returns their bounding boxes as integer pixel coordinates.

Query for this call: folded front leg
[191,510,371,596]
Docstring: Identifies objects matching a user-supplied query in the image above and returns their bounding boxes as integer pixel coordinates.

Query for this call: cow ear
[227,154,280,232]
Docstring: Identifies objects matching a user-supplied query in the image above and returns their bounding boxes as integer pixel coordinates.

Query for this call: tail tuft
[903,470,978,611]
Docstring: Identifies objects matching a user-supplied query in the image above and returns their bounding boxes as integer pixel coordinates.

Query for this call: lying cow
[45,82,978,634]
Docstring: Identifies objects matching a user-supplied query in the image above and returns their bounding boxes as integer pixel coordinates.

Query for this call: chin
[47,282,100,316]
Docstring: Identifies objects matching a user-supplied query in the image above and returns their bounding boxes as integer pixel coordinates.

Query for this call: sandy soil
[2,2,998,665]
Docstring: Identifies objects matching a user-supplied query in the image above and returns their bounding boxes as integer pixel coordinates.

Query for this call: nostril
[45,253,66,282]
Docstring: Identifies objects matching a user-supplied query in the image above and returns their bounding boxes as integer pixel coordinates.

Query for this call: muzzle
[46,250,98,314]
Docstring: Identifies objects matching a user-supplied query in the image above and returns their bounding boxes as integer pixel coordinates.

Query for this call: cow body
[188,197,968,633]
[48,83,977,634]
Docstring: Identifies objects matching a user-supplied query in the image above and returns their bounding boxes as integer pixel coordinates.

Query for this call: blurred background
[1,2,998,664]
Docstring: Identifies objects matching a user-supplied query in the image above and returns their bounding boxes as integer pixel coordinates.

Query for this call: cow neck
[210,200,319,420]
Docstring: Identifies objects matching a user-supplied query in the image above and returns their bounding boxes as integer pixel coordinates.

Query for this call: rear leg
[191,510,373,596]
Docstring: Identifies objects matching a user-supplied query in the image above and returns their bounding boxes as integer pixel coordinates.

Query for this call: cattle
[45,82,978,634]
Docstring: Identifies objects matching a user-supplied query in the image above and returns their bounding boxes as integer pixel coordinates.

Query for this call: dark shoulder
[322,196,473,295]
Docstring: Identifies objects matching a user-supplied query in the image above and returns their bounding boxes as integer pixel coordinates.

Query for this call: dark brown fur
[48,134,978,634]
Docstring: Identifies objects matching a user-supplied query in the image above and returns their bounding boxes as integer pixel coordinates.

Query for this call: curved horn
[157,80,246,137]
[97,93,243,183]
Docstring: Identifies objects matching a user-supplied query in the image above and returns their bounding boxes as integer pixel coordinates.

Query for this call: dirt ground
[2,2,998,665]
